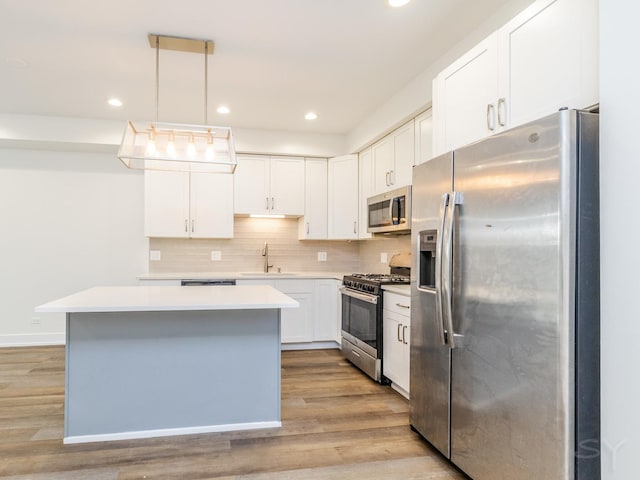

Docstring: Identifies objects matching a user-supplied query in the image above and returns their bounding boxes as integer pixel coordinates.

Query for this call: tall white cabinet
[298,158,328,240]
[433,0,598,155]
[234,154,305,216]
[327,154,359,240]
[144,170,233,238]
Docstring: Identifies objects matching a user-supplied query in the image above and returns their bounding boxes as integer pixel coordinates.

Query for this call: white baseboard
[63,420,282,444]
[0,333,65,348]
[281,341,340,351]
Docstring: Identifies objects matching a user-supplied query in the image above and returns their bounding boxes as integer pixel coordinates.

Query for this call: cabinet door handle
[497,97,506,127]
[191,219,195,233]
[265,197,269,210]
[390,170,395,185]
[487,103,496,131]
[397,323,403,342]
[271,197,275,211]
[306,222,310,234]
[353,221,357,234]
[403,325,408,344]
[184,219,188,233]
[396,303,410,309]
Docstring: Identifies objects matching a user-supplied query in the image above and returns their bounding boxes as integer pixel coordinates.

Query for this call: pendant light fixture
[118,34,237,174]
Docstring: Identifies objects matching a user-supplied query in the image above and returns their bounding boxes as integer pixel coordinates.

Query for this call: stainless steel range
[340,264,410,383]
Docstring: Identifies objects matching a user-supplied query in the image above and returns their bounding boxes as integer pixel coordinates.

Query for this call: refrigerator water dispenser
[419,229,437,290]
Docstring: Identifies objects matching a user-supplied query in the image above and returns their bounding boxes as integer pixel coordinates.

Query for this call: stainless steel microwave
[367,185,412,234]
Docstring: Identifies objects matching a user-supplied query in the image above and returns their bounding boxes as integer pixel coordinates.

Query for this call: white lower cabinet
[236,278,339,345]
[383,291,411,397]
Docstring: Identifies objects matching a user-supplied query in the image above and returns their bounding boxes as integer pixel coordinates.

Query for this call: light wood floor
[0,346,465,479]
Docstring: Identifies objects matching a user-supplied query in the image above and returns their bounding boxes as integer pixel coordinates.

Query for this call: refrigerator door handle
[442,191,463,349]
[435,192,450,346]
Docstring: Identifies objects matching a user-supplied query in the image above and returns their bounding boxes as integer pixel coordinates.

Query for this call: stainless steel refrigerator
[410,110,599,480]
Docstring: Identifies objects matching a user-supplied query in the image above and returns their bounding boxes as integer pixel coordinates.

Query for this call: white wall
[0,114,347,158]
[600,2,640,478]
[0,148,147,345]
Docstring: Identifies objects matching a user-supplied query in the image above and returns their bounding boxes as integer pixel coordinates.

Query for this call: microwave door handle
[442,191,463,349]
[435,192,449,346]
[389,198,394,222]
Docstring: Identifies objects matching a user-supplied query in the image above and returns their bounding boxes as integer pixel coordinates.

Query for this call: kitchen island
[36,285,298,444]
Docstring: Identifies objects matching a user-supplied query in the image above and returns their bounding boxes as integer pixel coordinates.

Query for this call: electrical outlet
[317,251,327,262]
[31,316,41,324]
[211,250,222,261]
[380,252,388,263]
[149,250,161,261]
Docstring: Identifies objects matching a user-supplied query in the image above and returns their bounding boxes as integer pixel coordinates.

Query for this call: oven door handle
[339,286,379,305]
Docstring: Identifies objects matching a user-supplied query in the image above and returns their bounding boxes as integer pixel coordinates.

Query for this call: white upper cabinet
[497,0,599,128]
[144,170,233,239]
[234,154,305,216]
[392,120,415,188]
[433,33,499,155]
[414,109,433,166]
[358,148,374,239]
[433,0,598,155]
[372,120,415,194]
[269,156,305,216]
[298,158,328,240]
[328,154,359,240]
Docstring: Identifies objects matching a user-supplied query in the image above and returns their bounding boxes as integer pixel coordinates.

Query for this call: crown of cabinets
[233,155,305,216]
[144,171,234,239]
[433,0,598,155]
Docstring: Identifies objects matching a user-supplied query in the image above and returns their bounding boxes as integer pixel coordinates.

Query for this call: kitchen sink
[239,272,298,276]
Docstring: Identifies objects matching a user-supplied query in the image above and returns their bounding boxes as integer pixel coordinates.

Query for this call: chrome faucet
[262,242,274,273]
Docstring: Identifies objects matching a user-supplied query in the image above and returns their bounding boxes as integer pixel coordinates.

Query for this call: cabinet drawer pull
[497,97,506,127]
[396,303,410,309]
[397,323,403,342]
[487,103,496,131]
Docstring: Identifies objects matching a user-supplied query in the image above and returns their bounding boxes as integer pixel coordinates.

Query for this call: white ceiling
[1,0,516,135]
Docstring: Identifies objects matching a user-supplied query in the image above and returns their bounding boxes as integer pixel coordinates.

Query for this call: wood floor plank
[0,346,463,479]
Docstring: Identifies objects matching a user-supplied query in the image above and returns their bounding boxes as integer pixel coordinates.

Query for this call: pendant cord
[155,36,159,125]
[204,41,208,125]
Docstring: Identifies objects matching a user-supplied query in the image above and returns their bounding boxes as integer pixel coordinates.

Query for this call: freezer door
[449,111,577,479]
[410,152,453,458]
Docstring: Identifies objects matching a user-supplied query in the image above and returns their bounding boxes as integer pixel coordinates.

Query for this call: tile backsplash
[148,217,411,274]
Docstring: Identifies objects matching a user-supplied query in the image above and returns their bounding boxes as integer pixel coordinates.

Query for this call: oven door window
[342,293,378,350]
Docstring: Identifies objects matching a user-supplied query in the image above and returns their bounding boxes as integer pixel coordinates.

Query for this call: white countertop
[382,284,411,296]
[35,285,299,313]
[138,271,345,281]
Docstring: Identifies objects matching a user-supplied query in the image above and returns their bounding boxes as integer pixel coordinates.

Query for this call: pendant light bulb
[167,132,176,157]
[146,129,156,155]
[187,134,196,158]
[206,133,215,160]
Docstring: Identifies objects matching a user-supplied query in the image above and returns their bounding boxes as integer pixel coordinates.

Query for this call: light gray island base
[65,309,280,444]
[35,285,298,445]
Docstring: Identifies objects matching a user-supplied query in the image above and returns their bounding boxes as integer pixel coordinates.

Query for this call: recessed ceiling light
[305,112,318,121]
[217,105,230,114]
[108,98,123,107]
[5,57,28,68]
[388,0,411,7]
